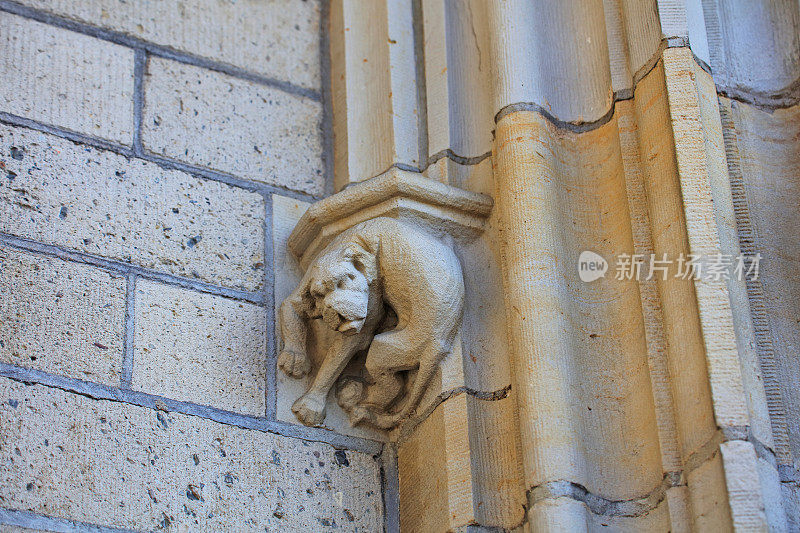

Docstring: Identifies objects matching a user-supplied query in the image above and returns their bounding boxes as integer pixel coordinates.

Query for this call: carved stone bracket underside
[278,168,492,433]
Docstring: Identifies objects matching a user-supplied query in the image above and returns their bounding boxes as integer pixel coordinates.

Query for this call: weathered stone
[0,12,134,144]
[0,247,125,385]
[273,194,384,441]
[132,280,266,417]
[16,0,321,90]
[0,378,384,531]
[398,394,473,532]
[142,57,324,196]
[0,125,265,292]
[277,170,492,432]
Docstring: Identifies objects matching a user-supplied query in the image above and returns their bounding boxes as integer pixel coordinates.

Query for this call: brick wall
[0,1,390,530]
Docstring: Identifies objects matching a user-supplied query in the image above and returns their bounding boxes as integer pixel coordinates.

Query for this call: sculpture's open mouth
[337,318,365,335]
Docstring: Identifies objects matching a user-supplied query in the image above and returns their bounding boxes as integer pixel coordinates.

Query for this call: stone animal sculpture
[279,217,464,429]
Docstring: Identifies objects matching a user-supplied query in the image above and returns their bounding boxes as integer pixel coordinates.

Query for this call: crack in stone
[394,383,511,444]
[526,472,680,519]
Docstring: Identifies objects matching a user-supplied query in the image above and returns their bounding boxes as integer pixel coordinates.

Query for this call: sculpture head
[300,242,377,335]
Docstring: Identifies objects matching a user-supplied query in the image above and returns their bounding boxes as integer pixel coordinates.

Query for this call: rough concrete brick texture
[0,125,265,292]
[0,12,134,144]
[143,57,325,196]
[0,247,125,385]
[16,0,321,90]
[0,378,384,531]
[132,280,267,417]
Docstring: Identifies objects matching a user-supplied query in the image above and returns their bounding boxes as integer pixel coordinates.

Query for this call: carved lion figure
[279,217,464,429]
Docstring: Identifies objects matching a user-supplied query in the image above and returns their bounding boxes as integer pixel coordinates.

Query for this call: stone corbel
[277,168,492,432]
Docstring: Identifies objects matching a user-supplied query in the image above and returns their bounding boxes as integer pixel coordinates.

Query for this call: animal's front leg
[278,295,312,378]
[292,333,371,426]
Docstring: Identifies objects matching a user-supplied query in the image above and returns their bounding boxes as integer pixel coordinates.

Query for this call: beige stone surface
[0,378,383,531]
[686,451,734,531]
[0,246,124,385]
[662,47,760,434]
[527,494,672,532]
[142,57,324,196]
[421,0,494,165]
[17,0,321,90]
[0,12,134,144]
[0,125,265,291]
[631,59,718,467]
[719,440,772,531]
[617,96,683,473]
[398,394,474,532]
[493,108,663,500]
[465,394,525,527]
[132,280,266,417]
[447,158,515,393]
[330,0,423,190]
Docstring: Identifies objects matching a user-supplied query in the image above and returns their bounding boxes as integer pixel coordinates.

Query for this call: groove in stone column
[411,0,429,180]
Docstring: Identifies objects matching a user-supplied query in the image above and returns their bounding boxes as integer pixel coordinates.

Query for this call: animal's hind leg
[362,328,420,410]
[292,331,371,426]
[356,340,451,429]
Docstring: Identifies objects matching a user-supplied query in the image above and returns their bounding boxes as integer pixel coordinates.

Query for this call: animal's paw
[278,349,311,378]
[292,393,326,427]
[348,406,372,427]
[335,377,364,412]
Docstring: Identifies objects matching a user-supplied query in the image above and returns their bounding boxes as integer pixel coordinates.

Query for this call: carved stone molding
[278,168,492,430]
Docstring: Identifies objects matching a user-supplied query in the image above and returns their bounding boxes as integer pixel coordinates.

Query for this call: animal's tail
[361,353,443,429]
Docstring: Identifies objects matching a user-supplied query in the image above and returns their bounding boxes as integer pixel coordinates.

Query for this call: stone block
[142,58,324,196]
[0,378,384,531]
[132,280,266,417]
[16,0,321,90]
[0,247,125,385]
[0,12,134,144]
[0,124,265,292]
[398,394,473,532]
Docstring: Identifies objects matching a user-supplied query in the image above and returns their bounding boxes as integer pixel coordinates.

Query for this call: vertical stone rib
[487,0,613,123]
[714,0,800,98]
[329,0,422,190]
[493,109,664,519]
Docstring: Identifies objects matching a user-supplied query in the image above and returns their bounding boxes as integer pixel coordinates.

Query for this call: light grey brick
[0,246,125,385]
[0,125,265,292]
[16,0,321,90]
[143,57,324,196]
[132,280,267,417]
[0,377,384,531]
[0,12,134,144]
